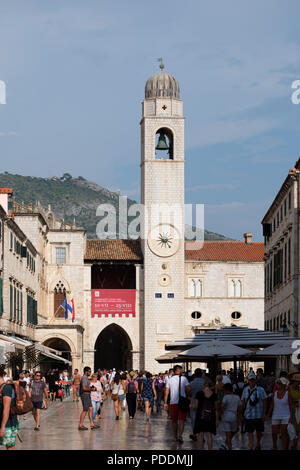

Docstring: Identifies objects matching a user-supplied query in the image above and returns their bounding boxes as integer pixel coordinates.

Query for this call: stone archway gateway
[42,337,72,371]
[94,324,133,371]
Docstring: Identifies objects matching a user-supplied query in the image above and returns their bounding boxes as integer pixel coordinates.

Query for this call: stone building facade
[262,160,300,337]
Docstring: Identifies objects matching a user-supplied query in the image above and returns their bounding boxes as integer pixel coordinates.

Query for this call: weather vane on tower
[157,57,164,70]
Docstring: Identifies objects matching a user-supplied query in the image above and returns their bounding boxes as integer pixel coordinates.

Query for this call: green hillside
[0,172,232,240]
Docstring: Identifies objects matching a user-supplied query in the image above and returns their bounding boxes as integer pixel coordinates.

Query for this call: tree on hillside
[61,173,72,181]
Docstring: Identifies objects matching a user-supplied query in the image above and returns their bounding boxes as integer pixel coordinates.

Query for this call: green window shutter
[10,284,13,319]
[13,287,16,320]
[27,295,29,323]
[33,300,37,325]
[16,290,18,321]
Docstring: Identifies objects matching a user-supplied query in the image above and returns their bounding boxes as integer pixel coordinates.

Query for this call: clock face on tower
[147,223,181,257]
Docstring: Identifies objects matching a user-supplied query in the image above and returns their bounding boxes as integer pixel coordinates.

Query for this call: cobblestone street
[13,397,276,451]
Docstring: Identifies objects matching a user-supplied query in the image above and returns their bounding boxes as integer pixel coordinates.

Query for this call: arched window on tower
[155,127,174,160]
[54,282,66,317]
[189,279,196,297]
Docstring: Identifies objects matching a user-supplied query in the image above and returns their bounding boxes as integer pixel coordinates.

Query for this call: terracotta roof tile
[0,188,13,194]
[85,239,264,262]
[185,241,264,262]
[85,239,143,261]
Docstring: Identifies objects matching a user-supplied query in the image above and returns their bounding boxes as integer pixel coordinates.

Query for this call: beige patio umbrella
[179,340,252,360]
[255,339,299,357]
[178,340,252,377]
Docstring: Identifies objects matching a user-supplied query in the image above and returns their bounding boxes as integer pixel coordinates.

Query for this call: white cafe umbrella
[179,340,252,360]
[256,339,300,357]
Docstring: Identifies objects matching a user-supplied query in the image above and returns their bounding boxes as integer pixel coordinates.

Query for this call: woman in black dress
[192,381,219,450]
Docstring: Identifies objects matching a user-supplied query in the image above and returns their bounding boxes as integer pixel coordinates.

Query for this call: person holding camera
[78,367,100,431]
[241,370,267,450]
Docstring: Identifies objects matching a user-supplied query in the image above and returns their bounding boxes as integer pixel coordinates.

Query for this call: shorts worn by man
[0,374,19,449]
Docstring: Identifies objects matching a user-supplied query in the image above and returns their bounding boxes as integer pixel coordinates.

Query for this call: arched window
[236,280,242,297]
[189,279,196,297]
[54,282,66,317]
[196,279,202,297]
[155,127,174,160]
[229,280,235,297]
[229,279,242,297]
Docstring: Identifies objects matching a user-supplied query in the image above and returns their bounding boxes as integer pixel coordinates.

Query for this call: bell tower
[140,63,185,372]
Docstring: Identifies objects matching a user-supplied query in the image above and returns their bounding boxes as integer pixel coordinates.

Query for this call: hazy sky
[1,1,300,240]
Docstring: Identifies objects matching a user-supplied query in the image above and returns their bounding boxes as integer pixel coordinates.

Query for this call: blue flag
[60,297,73,319]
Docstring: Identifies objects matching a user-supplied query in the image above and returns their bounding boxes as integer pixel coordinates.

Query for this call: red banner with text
[91,289,136,318]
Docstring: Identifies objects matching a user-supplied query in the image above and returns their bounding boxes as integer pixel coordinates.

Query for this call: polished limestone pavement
[14,397,275,450]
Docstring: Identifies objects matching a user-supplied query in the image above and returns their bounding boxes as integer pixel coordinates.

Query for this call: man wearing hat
[241,371,267,450]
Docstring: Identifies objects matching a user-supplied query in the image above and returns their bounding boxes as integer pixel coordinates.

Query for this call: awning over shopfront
[0,339,16,365]
[26,343,72,365]
[155,350,184,364]
[0,334,32,349]
[0,335,71,368]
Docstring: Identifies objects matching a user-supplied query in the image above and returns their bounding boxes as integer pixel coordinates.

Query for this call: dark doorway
[94,324,133,371]
[41,338,72,373]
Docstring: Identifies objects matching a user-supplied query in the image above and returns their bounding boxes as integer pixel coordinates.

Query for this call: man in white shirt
[164,365,190,443]
[222,370,231,385]
[23,371,31,392]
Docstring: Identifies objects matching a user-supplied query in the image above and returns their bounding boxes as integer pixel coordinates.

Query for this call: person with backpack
[233,371,245,398]
[219,383,242,450]
[110,372,126,420]
[164,365,190,442]
[0,367,19,450]
[155,373,165,413]
[191,380,219,450]
[30,371,48,431]
[126,370,138,419]
[241,370,267,450]
[141,372,157,422]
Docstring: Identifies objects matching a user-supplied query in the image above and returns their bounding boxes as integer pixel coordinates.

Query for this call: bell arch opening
[94,324,133,371]
[155,127,174,160]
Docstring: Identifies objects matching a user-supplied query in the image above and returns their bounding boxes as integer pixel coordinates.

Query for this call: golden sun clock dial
[147,224,181,257]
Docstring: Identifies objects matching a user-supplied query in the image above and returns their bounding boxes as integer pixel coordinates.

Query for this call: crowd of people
[1,363,300,450]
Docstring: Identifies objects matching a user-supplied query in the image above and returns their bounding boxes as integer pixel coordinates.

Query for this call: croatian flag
[60,297,74,320]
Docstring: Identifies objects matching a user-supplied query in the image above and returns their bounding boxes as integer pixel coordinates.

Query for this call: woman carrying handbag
[111,373,126,420]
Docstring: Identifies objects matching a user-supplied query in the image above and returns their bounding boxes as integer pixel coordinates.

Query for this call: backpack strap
[244,387,256,413]
[0,382,6,397]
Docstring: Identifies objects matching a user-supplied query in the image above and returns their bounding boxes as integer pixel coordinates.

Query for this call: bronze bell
[155,133,169,151]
